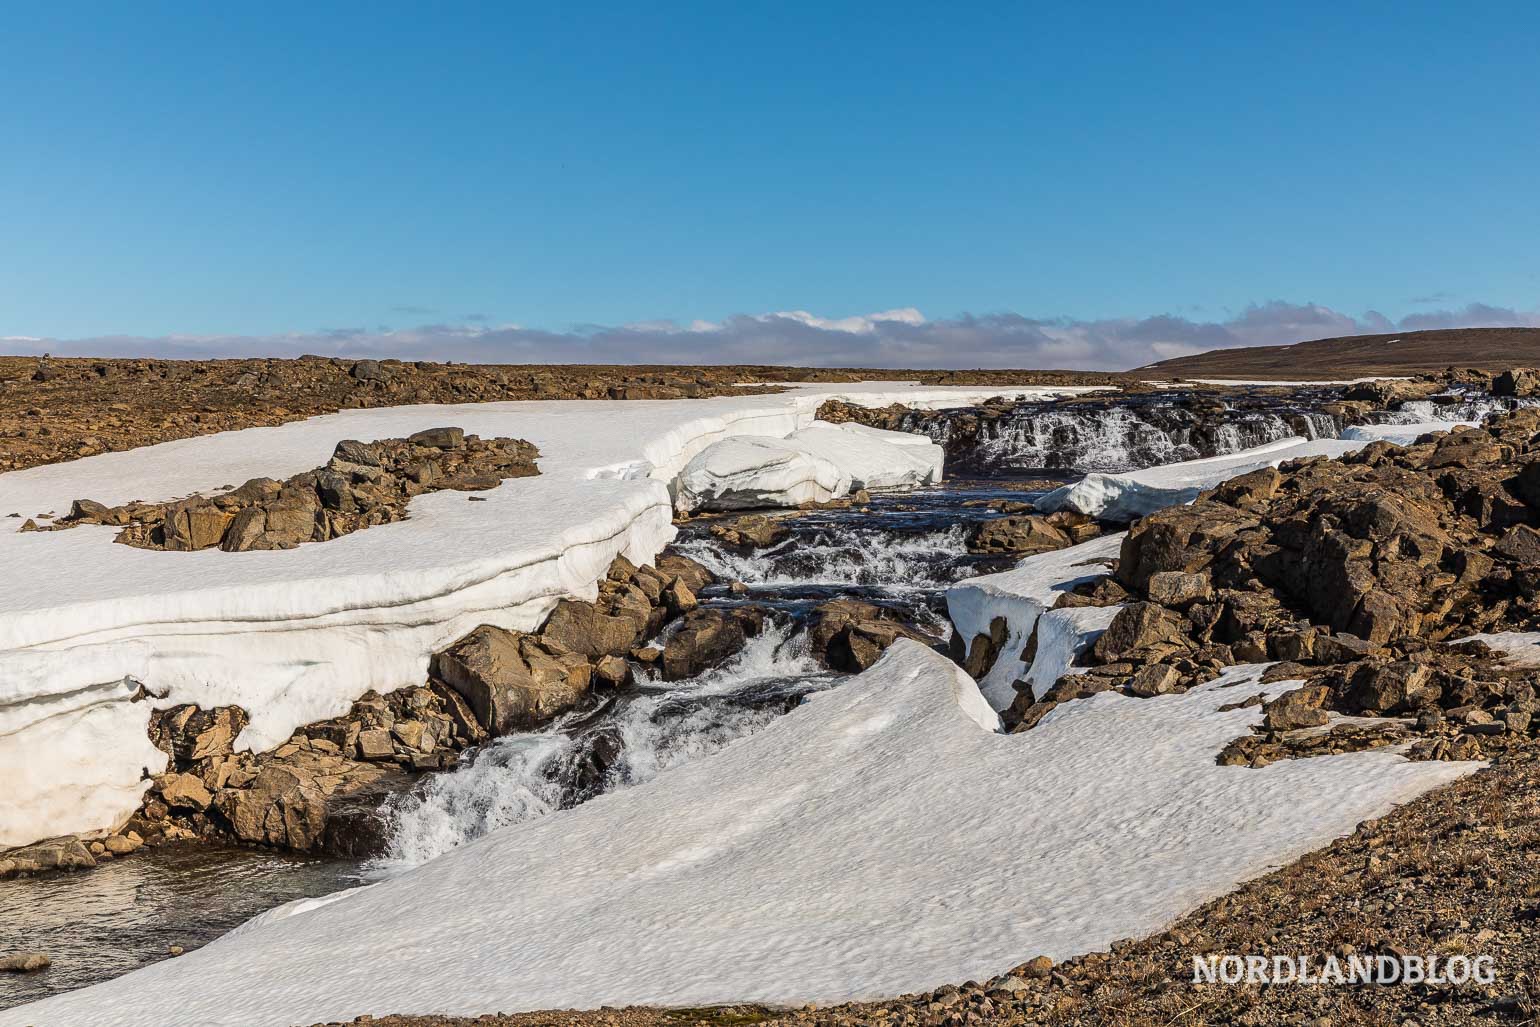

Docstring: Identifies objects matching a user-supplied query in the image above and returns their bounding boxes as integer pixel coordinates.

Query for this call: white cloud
[7,301,1538,370]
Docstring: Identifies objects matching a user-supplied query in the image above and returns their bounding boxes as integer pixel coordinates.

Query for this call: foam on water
[671,523,972,590]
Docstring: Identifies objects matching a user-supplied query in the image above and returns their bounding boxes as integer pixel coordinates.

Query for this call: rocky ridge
[28,427,539,551]
[986,405,1540,773]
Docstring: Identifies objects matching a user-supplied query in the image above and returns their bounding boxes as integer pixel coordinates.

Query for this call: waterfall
[375,623,833,869]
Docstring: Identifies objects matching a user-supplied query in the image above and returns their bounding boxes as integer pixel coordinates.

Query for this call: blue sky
[3,2,1538,367]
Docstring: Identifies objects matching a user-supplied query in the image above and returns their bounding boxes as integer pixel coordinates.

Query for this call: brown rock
[1093,602,1187,663]
[1127,664,1181,697]
[158,772,213,811]
[432,624,593,734]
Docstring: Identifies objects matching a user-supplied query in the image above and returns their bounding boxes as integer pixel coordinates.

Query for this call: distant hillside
[1141,327,1540,379]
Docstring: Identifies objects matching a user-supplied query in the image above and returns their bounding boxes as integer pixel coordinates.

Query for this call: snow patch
[4,643,1475,1026]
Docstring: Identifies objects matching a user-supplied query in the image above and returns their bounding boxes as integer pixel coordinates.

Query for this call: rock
[1315,632,1373,664]
[1494,524,1540,565]
[1020,955,1054,979]
[654,552,716,593]
[102,834,138,855]
[1092,602,1188,663]
[1127,664,1181,698]
[407,427,465,450]
[810,599,935,673]
[432,625,593,733]
[158,772,213,811]
[661,608,765,681]
[663,577,698,616]
[161,501,235,551]
[540,597,648,659]
[0,952,50,973]
[968,515,1071,555]
[1494,369,1540,397]
[355,728,395,760]
[592,654,632,688]
[1263,685,1331,731]
[349,359,389,382]
[1145,571,1212,607]
[708,514,788,549]
[1346,661,1440,714]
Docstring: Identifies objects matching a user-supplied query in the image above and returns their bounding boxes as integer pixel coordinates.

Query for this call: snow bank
[945,535,1124,709]
[1340,421,1473,445]
[1457,631,1540,668]
[0,382,1095,848]
[1034,437,1364,522]
[4,643,1475,1027]
[672,421,942,512]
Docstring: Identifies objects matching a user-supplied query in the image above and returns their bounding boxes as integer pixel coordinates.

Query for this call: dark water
[0,844,365,1008]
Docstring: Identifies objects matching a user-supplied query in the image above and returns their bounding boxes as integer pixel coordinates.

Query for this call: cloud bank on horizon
[5,301,1537,371]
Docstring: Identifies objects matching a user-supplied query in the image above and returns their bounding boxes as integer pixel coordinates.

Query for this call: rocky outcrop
[51,430,539,552]
[1006,407,1540,762]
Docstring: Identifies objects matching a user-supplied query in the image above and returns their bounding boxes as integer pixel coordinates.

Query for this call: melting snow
[1,642,1476,1027]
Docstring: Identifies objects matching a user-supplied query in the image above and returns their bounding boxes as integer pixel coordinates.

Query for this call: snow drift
[672,421,943,512]
[2,642,1476,1026]
[0,383,1092,848]
[1033,436,1364,522]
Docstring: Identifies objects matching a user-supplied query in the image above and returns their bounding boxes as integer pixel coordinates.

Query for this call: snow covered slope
[3,642,1475,1027]
[0,383,1094,848]
[1033,436,1364,522]
[673,421,942,511]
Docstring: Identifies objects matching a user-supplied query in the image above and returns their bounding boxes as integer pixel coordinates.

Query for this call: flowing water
[0,385,1385,1009]
[896,390,1345,476]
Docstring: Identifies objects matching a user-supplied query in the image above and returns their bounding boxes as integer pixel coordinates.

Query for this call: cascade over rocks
[52,430,540,552]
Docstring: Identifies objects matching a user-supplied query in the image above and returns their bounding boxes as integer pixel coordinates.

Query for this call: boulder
[661,608,765,681]
[1493,369,1540,397]
[1092,603,1188,663]
[1145,571,1212,608]
[654,552,716,593]
[809,599,935,673]
[968,515,1071,555]
[1346,661,1440,714]
[1127,664,1181,698]
[708,514,789,549]
[1262,685,1331,731]
[540,597,648,658]
[408,427,466,450]
[432,625,594,734]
